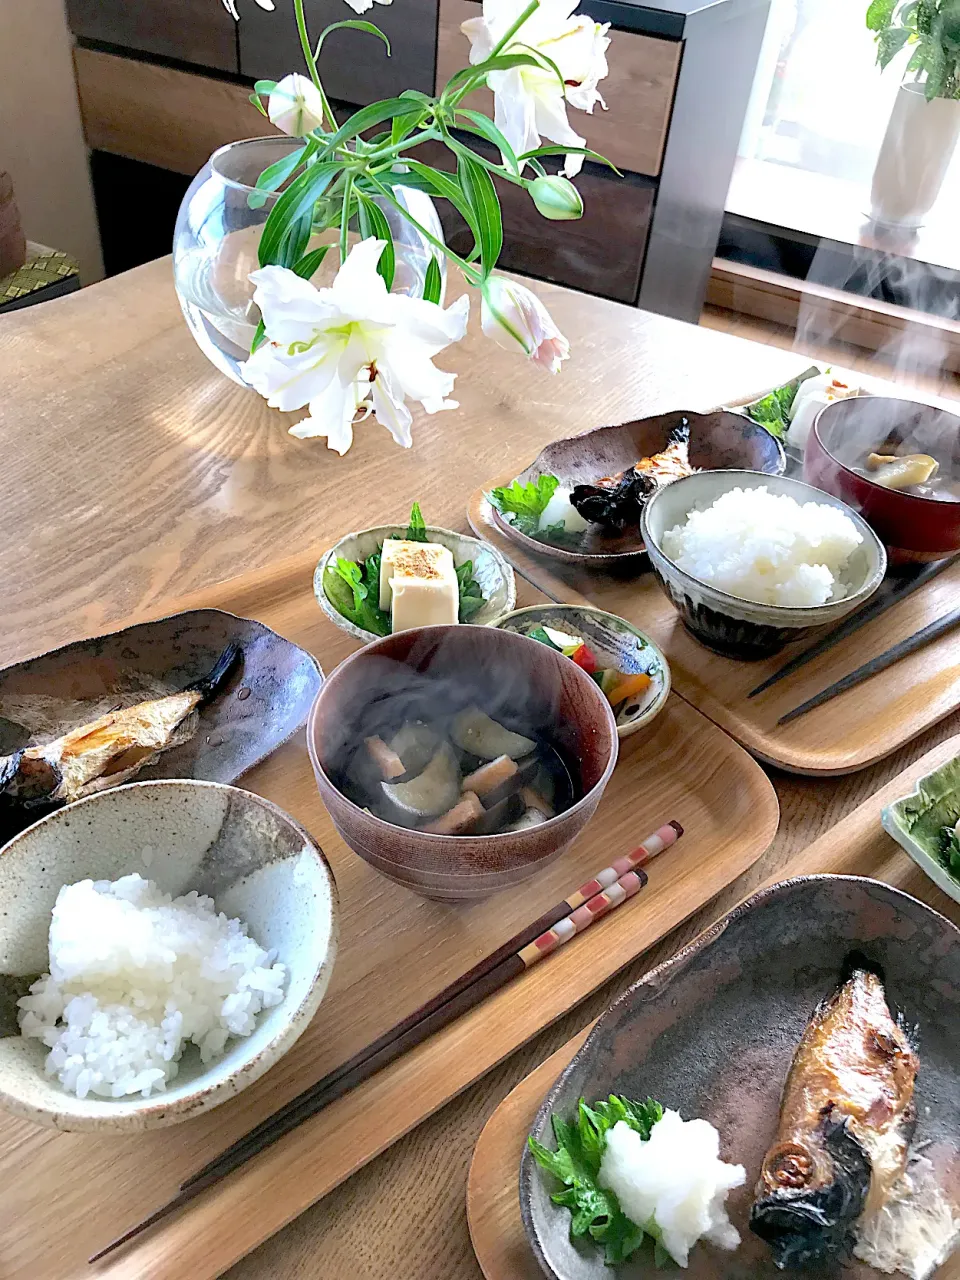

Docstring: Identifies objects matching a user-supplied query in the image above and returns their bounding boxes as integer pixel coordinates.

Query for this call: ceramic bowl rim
[486,408,787,566]
[306,624,619,869]
[880,766,960,907]
[314,523,517,643]
[813,394,960,514]
[640,469,887,618]
[488,604,672,737]
[519,873,959,1279]
[0,777,339,1132]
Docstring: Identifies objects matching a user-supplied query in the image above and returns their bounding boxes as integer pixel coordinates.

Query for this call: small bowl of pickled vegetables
[492,605,670,738]
[316,503,516,643]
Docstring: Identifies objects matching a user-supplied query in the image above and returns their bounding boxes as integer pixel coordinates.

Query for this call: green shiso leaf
[745,367,821,440]
[323,561,391,636]
[455,558,485,621]
[488,475,560,538]
[405,501,428,542]
[325,506,488,632]
[528,1095,666,1267]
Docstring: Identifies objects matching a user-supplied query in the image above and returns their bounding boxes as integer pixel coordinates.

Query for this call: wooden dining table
[2,258,959,1279]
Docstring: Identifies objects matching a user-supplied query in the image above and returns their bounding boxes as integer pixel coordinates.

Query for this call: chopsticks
[90,819,684,1264]
[748,552,960,699]
[778,606,960,725]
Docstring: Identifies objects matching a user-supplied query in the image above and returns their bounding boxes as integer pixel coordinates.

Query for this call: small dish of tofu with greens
[315,503,517,644]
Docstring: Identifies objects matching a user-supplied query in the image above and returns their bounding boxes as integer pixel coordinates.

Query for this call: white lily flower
[340,0,393,14]
[462,0,609,177]
[481,276,569,373]
[240,239,469,454]
[221,0,274,19]
[267,73,327,136]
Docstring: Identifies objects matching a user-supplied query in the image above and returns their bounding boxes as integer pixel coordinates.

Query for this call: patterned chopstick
[90,821,683,1264]
[519,869,649,967]
[176,818,682,1195]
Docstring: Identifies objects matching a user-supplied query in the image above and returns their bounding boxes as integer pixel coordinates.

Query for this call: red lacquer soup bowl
[805,395,960,562]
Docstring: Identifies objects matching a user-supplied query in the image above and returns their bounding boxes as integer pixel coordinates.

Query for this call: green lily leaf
[455,110,520,175]
[314,19,391,57]
[422,254,443,304]
[258,161,342,266]
[356,192,396,289]
[456,149,502,276]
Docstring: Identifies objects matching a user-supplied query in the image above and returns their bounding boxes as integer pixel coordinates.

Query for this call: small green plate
[881,754,960,907]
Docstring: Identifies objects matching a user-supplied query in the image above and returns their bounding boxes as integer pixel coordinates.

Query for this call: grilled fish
[750,966,918,1269]
[0,644,241,820]
[570,419,695,530]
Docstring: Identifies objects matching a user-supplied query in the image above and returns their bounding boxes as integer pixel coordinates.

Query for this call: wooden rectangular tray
[0,553,779,1280]
[465,732,960,1280]
[469,486,960,776]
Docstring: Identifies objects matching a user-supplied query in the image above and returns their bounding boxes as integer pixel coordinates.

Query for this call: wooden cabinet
[237,0,439,104]
[68,0,770,321]
[65,0,238,73]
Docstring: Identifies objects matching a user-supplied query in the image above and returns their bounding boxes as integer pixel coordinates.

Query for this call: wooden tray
[0,552,779,1280]
[470,486,960,776]
[465,732,960,1280]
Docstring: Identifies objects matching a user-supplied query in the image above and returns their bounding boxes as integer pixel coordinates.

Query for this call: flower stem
[489,0,539,58]
[364,128,442,167]
[364,174,481,284]
[340,173,355,262]
[293,0,337,129]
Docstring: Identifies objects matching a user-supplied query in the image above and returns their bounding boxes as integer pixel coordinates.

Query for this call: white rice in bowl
[17,873,287,1100]
[661,487,863,608]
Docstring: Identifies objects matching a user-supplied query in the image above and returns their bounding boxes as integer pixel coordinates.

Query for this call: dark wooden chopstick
[89,821,683,1264]
[777,607,960,725]
[749,552,960,699]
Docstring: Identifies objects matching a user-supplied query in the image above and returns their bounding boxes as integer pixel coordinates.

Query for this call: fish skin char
[750,968,918,1269]
[569,420,695,530]
[0,643,241,819]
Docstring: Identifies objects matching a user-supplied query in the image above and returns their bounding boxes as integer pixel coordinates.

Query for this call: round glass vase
[173,137,447,387]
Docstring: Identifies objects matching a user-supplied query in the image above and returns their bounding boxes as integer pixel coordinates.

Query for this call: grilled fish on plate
[0,643,240,819]
[570,419,696,530]
[750,964,919,1269]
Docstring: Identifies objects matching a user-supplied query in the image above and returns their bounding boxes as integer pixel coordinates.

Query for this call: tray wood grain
[466,732,960,1280]
[469,485,960,776]
[0,552,778,1280]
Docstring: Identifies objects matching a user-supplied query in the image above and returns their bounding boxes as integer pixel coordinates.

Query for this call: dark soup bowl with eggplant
[806,396,960,561]
[307,625,618,900]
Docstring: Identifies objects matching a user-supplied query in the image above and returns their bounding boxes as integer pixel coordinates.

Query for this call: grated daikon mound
[598,1109,746,1268]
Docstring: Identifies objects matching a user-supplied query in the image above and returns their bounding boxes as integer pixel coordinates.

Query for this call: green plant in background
[867,0,960,99]
[222,0,617,452]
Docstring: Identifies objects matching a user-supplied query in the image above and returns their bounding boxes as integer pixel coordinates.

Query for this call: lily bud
[268,73,326,136]
[529,175,584,221]
[480,277,570,374]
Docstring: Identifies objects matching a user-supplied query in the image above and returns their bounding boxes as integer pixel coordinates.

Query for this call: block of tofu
[379,538,459,631]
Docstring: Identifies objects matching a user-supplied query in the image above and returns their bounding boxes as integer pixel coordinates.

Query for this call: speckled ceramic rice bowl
[0,779,338,1132]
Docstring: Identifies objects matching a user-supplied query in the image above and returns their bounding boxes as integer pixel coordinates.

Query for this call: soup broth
[336,698,578,836]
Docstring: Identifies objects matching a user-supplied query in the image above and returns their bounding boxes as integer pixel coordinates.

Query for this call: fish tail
[0,751,24,792]
[191,644,242,706]
[840,950,885,985]
[667,416,691,445]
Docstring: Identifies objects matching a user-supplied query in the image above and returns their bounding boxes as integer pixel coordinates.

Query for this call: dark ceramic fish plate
[520,875,960,1279]
[490,410,786,566]
[0,608,323,813]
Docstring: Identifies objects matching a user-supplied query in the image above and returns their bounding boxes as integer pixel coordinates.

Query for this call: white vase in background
[869,81,960,228]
